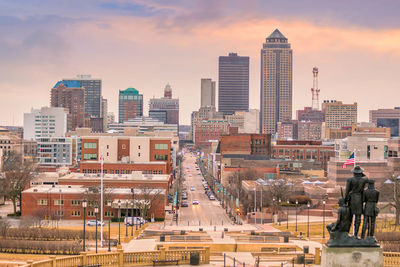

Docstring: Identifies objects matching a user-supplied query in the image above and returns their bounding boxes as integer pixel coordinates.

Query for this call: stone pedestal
[322,245,383,267]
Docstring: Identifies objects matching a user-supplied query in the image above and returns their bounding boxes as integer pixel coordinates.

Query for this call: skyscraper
[118,87,143,123]
[260,29,293,134]
[51,81,86,131]
[63,75,102,118]
[149,84,179,125]
[201,78,216,107]
[218,53,249,115]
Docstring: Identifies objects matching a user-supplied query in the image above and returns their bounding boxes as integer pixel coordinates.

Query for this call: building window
[105,211,114,217]
[55,210,64,216]
[71,211,81,217]
[54,199,64,205]
[83,153,97,160]
[37,199,48,205]
[138,153,141,157]
[122,144,126,149]
[154,154,168,161]
[71,200,81,206]
[138,145,141,149]
[84,142,97,149]
[155,144,168,150]
[88,211,95,217]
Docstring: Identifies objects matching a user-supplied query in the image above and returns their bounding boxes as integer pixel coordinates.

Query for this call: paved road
[177,153,232,227]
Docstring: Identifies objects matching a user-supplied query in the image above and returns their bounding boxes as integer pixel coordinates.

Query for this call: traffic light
[236,207,240,213]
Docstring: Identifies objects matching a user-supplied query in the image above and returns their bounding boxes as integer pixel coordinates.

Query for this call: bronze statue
[326,166,379,247]
[361,180,379,239]
[345,166,368,238]
[327,197,351,233]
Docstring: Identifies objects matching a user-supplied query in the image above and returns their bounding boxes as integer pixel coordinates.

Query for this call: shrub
[7,212,21,217]
[154,217,164,222]
[288,195,311,205]
[0,239,81,254]
[111,218,124,222]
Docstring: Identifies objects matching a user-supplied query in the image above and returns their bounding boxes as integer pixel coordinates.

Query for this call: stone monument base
[322,245,383,267]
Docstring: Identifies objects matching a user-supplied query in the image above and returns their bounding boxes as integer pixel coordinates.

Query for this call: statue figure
[361,180,379,239]
[345,166,368,238]
[327,197,351,233]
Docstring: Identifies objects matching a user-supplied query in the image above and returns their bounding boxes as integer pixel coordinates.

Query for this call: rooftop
[59,171,170,181]
[120,87,140,95]
[54,80,82,89]
[267,29,287,40]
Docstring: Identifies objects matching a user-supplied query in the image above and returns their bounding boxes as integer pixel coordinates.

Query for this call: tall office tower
[322,100,357,129]
[101,97,108,132]
[51,81,87,131]
[201,78,216,107]
[218,53,249,115]
[149,84,179,125]
[63,75,101,118]
[119,87,143,123]
[260,29,293,134]
[24,107,68,140]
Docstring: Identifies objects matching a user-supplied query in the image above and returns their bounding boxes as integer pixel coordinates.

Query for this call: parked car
[87,220,105,226]
[190,186,195,191]
[125,217,146,226]
[192,199,199,205]
[181,201,189,207]
[209,195,215,200]
[182,195,188,200]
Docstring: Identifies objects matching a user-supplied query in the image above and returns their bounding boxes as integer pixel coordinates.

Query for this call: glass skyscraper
[218,53,249,115]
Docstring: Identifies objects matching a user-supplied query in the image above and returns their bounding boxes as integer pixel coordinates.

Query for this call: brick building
[21,184,166,220]
[118,88,143,123]
[322,100,357,129]
[272,140,334,171]
[149,84,179,125]
[194,119,229,147]
[220,134,271,156]
[80,136,173,174]
[51,81,87,131]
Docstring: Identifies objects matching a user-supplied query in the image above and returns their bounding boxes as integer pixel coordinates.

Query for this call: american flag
[100,155,104,168]
[342,152,355,168]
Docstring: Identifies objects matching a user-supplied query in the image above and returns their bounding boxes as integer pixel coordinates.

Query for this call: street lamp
[278,198,281,226]
[82,199,87,252]
[295,199,298,232]
[94,205,99,254]
[131,200,134,236]
[118,200,121,245]
[307,202,310,238]
[286,201,289,230]
[323,200,326,239]
[125,199,129,237]
[107,200,112,252]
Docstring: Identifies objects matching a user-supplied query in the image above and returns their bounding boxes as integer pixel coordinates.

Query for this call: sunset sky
[1,0,400,125]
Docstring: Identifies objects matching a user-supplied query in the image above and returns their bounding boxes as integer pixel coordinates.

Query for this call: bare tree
[1,152,36,214]
[136,185,164,219]
[380,173,400,225]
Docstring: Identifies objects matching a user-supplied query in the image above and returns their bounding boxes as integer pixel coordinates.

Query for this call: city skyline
[1,1,400,126]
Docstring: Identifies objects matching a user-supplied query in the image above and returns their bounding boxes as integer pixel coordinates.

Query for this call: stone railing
[384,252,400,266]
[24,247,210,267]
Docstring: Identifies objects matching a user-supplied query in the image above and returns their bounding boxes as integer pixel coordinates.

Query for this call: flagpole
[100,153,104,247]
[354,149,356,167]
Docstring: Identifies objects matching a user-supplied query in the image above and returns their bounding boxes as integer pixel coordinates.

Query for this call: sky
[0,0,400,126]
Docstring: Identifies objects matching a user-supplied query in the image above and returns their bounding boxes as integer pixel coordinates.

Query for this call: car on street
[181,201,188,207]
[192,199,199,205]
[188,174,192,177]
[87,220,105,226]
[209,195,215,200]
[182,195,188,200]
[190,186,195,191]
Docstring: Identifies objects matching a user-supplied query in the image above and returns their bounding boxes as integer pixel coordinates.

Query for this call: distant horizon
[0,0,399,126]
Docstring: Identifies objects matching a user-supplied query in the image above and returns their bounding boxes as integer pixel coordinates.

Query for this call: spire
[164,83,172,98]
[267,29,287,40]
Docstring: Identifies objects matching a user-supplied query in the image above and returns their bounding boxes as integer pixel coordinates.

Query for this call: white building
[24,107,68,140]
[201,78,216,107]
[37,137,80,166]
[225,109,260,133]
